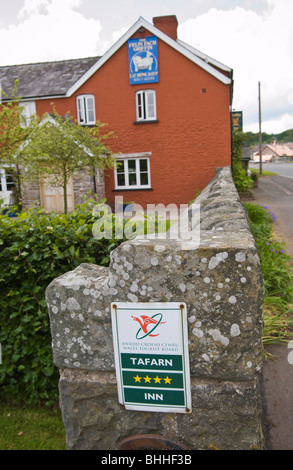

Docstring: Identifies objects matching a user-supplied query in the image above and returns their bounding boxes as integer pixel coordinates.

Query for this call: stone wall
[46,166,265,450]
[72,168,106,206]
[21,177,41,210]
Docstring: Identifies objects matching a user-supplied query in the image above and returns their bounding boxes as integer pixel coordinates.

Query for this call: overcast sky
[0,0,292,134]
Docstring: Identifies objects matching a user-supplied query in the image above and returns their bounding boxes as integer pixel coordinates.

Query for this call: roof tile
[0,56,100,99]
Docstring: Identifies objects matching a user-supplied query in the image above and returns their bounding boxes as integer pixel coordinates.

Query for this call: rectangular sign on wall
[111,302,191,414]
[232,111,243,131]
[128,36,159,85]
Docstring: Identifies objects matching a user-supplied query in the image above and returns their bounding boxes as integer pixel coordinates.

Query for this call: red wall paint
[35,31,232,208]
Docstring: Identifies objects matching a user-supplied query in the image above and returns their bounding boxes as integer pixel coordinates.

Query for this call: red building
[0,15,233,211]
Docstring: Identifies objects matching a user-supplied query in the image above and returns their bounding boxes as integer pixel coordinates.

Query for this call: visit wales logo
[132,314,166,340]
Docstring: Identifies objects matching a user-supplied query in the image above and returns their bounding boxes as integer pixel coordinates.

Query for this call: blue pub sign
[128,36,159,85]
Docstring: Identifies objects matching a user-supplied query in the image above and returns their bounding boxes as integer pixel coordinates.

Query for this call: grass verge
[250,168,278,176]
[0,404,66,450]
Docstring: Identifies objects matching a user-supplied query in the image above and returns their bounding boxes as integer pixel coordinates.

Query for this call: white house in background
[253,141,293,163]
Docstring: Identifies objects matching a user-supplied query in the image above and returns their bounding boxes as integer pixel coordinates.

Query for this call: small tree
[21,107,115,213]
[0,80,35,209]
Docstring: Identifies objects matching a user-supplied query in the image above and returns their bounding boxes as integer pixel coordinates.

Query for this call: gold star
[133,375,142,383]
[164,376,172,384]
[144,375,152,383]
[153,376,161,384]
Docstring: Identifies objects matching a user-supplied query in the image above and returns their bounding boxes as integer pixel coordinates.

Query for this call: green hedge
[232,129,254,192]
[0,200,128,405]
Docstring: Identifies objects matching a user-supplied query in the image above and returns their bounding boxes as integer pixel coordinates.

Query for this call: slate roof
[0,56,100,100]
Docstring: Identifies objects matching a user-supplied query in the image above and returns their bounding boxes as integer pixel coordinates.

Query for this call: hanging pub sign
[128,36,159,85]
[232,111,243,131]
[111,302,191,414]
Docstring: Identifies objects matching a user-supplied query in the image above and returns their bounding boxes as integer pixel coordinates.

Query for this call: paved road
[252,170,293,259]
[251,168,293,450]
[251,162,293,179]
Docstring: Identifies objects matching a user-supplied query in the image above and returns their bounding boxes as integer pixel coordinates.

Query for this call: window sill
[133,120,159,125]
[113,188,153,192]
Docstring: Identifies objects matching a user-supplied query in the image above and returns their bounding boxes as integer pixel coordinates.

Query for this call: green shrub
[233,163,254,192]
[244,202,273,225]
[232,129,254,192]
[250,171,259,184]
[0,199,129,405]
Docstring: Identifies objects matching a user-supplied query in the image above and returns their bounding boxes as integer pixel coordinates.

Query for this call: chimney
[153,15,178,40]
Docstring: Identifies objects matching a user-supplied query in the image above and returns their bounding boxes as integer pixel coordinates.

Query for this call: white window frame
[20,100,36,127]
[0,166,16,205]
[135,90,157,121]
[76,94,96,125]
[114,153,151,190]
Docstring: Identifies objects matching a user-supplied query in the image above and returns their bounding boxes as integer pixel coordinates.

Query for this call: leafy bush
[233,163,254,192]
[244,202,273,225]
[0,199,129,405]
[232,129,254,192]
[250,171,259,184]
